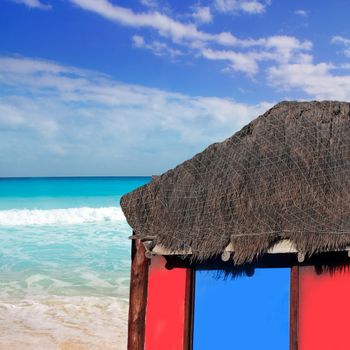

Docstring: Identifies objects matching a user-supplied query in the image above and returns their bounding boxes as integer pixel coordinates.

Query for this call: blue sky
[1,0,350,176]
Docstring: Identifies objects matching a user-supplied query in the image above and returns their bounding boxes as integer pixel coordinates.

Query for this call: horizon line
[0,175,152,179]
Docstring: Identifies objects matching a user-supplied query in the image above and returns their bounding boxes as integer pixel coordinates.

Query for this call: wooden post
[184,268,195,350]
[128,237,149,350]
[290,265,299,350]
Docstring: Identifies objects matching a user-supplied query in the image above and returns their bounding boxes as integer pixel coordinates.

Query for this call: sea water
[0,177,149,350]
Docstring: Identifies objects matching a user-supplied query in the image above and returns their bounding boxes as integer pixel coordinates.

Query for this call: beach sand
[0,296,128,350]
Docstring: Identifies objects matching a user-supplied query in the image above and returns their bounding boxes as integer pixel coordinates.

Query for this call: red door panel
[144,256,191,350]
[299,266,350,350]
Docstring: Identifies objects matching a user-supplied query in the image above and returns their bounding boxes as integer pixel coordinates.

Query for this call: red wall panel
[299,266,350,350]
[144,256,190,350]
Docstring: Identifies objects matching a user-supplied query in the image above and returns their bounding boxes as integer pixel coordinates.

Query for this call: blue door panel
[193,268,290,350]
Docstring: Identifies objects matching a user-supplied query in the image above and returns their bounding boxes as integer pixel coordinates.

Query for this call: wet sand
[0,296,128,350]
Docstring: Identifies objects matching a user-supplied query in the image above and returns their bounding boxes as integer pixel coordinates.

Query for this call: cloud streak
[0,56,271,176]
[192,6,213,24]
[132,35,183,58]
[69,0,312,76]
[267,62,350,100]
[201,36,312,75]
[12,0,51,10]
[332,35,350,58]
[70,0,222,44]
[215,0,268,14]
[294,9,307,17]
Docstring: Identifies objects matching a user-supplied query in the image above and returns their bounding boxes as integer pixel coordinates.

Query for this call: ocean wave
[0,207,126,226]
[0,271,130,298]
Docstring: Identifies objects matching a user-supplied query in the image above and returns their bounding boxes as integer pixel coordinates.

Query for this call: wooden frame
[130,240,350,350]
[128,238,149,350]
[128,239,194,350]
[290,265,299,350]
[184,268,195,350]
[128,250,297,349]
[128,243,350,350]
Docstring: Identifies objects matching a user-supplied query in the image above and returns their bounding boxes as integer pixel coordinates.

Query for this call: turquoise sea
[0,177,149,350]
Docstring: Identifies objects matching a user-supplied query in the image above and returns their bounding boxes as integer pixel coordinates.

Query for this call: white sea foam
[0,207,126,226]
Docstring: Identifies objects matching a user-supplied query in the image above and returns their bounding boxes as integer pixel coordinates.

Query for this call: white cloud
[267,62,350,100]
[332,35,350,57]
[215,0,267,14]
[192,6,213,24]
[261,35,312,57]
[12,0,51,10]
[139,0,158,8]
[132,35,183,58]
[294,9,307,17]
[0,104,25,127]
[332,36,350,46]
[132,35,146,47]
[0,56,271,176]
[202,48,259,75]
[68,0,293,49]
[70,0,240,46]
[201,36,312,75]
[69,0,312,76]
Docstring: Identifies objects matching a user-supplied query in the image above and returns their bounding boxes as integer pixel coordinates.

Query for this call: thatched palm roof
[121,101,350,264]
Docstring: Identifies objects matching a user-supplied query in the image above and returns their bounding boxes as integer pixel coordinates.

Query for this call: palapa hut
[121,101,350,350]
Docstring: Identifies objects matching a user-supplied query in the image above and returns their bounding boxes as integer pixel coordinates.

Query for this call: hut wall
[299,266,350,350]
[144,256,192,350]
[192,267,290,349]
